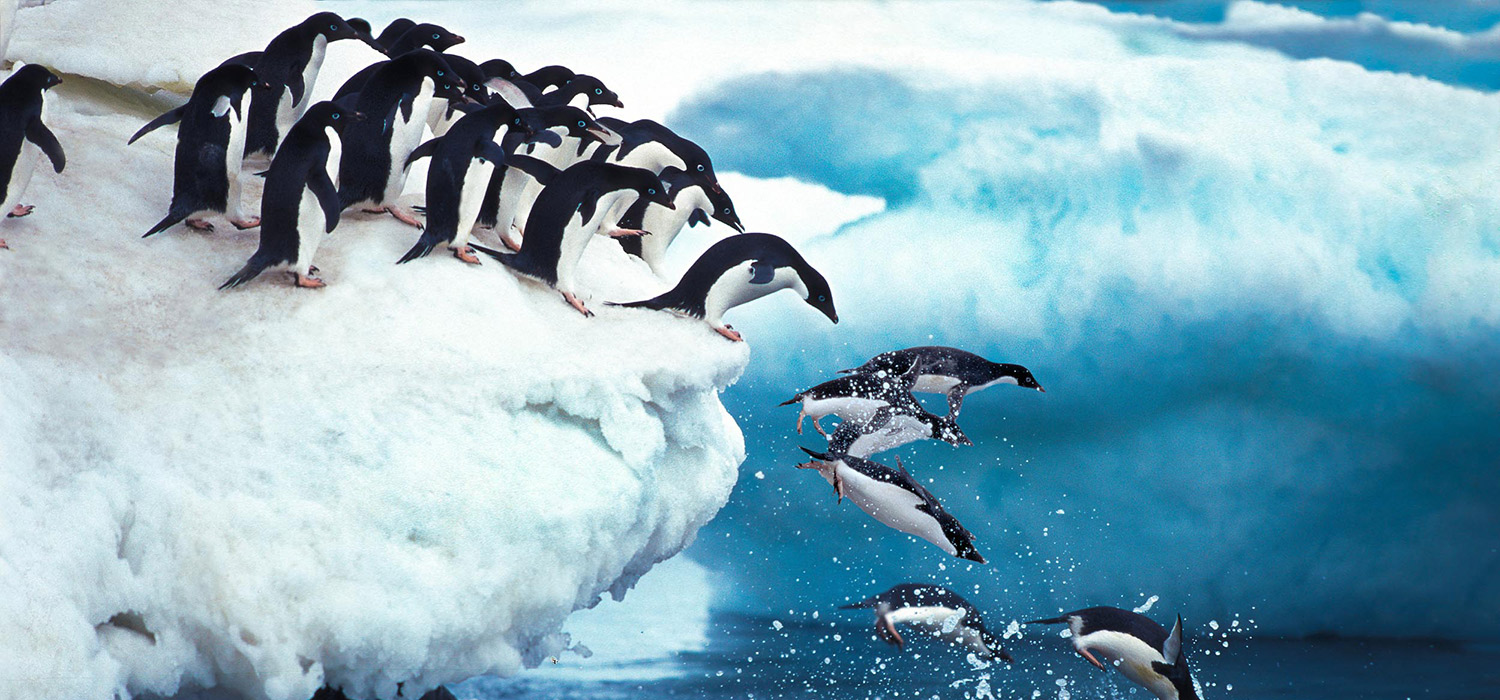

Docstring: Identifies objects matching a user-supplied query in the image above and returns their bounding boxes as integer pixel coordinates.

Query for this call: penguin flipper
[505,155,558,186]
[1024,615,1071,625]
[477,141,509,165]
[287,71,306,109]
[405,137,441,169]
[128,106,185,145]
[748,260,776,284]
[307,167,343,233]
[688,209,710,227]
[27,121,65,173]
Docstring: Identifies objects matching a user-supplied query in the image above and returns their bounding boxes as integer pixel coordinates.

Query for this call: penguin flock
[787,346,1202,699]
[0,10,1204,700]
[0,11,837,341]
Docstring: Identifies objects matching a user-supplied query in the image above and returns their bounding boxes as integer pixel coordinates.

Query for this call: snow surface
[0,3,756,699]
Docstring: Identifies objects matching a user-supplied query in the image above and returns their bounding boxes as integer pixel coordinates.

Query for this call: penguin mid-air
[131,64,269,237]
[1028,608,1200,700]
[842,346,1044,416]
[841,584,1013,663]
[779,357,919,435]
[336,49,467,228]
[614,166,744,273]
[825,400,972,459]
[232,12,379,159]
[219,102,361,290]
[611,233,836,342]
[796,448,984,562]
[0,64,65,251]
[396,100,543,264]
[472,160,674,316]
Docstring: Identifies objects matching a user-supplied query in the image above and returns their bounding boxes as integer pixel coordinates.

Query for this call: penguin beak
[352,111,368,122]
[586,128,611,143]
[612,98,624,108]
[1037,386,1046,393]
[452,35,467,44]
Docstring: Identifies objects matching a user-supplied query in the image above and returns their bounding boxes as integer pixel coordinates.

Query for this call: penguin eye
[648,188,656,195]
[697,164,705,172]
[577,120,586,127]
[329,24,337,31]
[432,33,440,40]
[594,88,602,95]
[332,113,340,120]
[437,70,445,77]
[723,207,730,214]
[818,295,826,302]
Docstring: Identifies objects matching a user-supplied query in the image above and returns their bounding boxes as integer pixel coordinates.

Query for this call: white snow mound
[0,50,747,700]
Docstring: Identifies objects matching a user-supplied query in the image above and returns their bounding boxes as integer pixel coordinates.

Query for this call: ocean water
[462,613,1500,699]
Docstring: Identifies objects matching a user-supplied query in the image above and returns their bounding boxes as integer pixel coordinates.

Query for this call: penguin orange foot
[7,204,33,218]
[186,218,214,232]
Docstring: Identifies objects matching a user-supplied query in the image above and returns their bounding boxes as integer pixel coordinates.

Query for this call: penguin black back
[0,65,65,205]
[615,233,835,321]
[336,50,465,208]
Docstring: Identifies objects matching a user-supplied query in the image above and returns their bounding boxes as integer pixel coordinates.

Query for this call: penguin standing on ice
[472,160,675,316]
[0,64,65,251]
[131,64,269,236]
[841,584,1013,663]
[220,102,361,289]
[613,166,744,273]
[336,49,467,228]
[780,359,918,435]
[231,12,378,159]
[611,233,837,342]
[1028,608,1200,700]
[395,100,543,264]
[842,346,1044,416]
[795,448,984,562]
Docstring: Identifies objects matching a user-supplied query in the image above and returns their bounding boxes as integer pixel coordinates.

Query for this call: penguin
[472,160,674,316]
[841,584,1013,663]
[220,102,360,289]
[0,64,65,251]
[594,118,719,190]
[825,402,972,459]
[330,25,467,101]
[476,105,610,250]
[614,167,744,273]
[610,233,837,342]
[796,448,984,563]
[780,359,919,436]
[395,100,542,264]
[1027,608,1200,700]
[424,53,495,137]
[336,49,467,227]
[518,65,576,92]
[373,18,417,50]
[235,12,378,159]
[130,64,268,236]
[841,346,1044,416]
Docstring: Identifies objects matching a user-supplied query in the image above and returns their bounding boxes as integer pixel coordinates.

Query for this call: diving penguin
[841,584,1013,662]
[842,346,1044,416]
[1028,608,1200,700]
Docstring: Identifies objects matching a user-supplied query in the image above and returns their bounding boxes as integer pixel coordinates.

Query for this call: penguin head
[704,184,745,232]
[213,64,265,96]
[791,259,837,324]
[6,64,62,93]
[304,101,364,134]
[346,17,375,45]
[505,106,544,138]
[405,23,466,52]
[1151,616,1201,700]
[308,12,366,43]
[571,75,624,109]
[543,106,608,142]
[1007,363,1045,392]
[635,174,677,210]
[480,59,522,81]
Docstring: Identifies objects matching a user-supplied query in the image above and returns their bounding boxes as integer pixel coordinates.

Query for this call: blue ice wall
[673,53,1500,640]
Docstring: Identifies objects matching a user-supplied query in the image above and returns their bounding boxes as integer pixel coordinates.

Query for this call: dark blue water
[459,612,1500,699]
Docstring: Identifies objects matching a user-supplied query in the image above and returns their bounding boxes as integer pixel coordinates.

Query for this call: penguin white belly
[974,375,1020,391]
[1,140,38,214]
[884,607,991,656]
[1078,631,1175,699]
[595,192,637,236]
[638,187,710,272]
[383,79,435,203]
[609,141,684,173]
[453,158,496,248]
[515,133,593,225]
[913,374,963,393]
[295,36,327,120]
[831,464,955,556]
[426,97,452,137]
[802,396,885,422]
[493,166,532,237]
[289,188,326,275]
[224,107,249,219]
[702,263,805,325]
[555,190,632,293]
[845,415,928,458]
[274,86,297,149]
[324,127,342,184]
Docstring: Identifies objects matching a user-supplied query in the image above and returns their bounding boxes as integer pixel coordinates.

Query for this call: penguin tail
[1024,615,1070,625]
[799,446,832,462]
[143,209,190,238]
[959,547,987,565]
[219,260,268,290]
[997,648,1015,664]
[605,295,669,310]
[838,597,877,610]
[396,238,438,265]
[778,394,804,407]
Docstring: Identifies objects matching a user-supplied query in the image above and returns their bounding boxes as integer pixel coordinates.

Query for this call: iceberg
[0,2,751,699]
